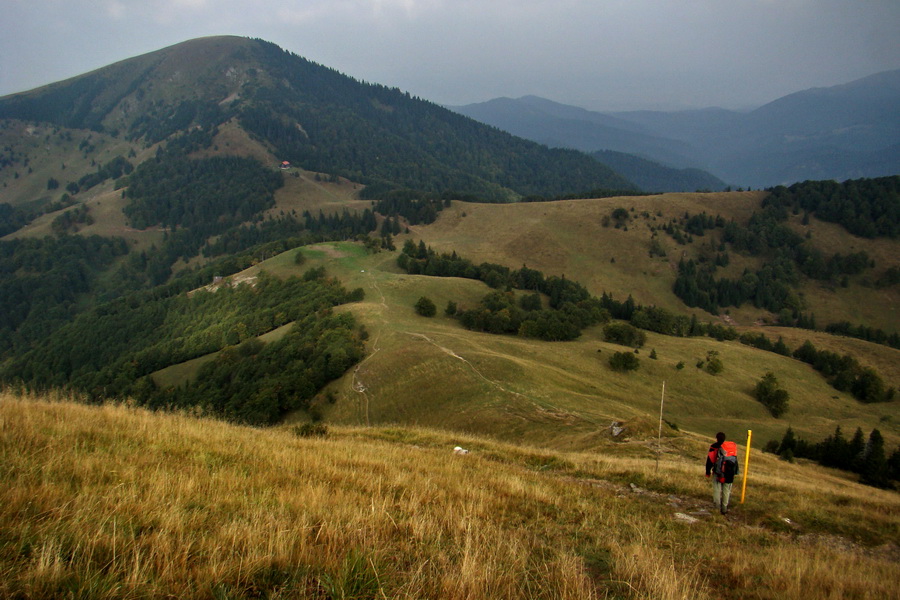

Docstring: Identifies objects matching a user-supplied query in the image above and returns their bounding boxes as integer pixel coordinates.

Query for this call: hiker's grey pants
[712,480,732,510]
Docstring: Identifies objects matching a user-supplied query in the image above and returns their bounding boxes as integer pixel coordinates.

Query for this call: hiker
[706,432,739,514]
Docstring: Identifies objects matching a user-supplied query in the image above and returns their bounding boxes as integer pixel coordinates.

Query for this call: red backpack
[714,441,739,482]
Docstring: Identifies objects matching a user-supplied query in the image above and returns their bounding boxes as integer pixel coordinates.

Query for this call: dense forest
[0,203,31,237]
[123,154,283,232]
[1,266,365,425]
[0,235,129,354]
[763,177,900,239]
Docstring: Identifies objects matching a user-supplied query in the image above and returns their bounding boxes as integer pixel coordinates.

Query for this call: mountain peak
[0,37,634,203]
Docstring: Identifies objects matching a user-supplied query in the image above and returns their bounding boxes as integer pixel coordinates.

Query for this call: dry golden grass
[2,392,898,599]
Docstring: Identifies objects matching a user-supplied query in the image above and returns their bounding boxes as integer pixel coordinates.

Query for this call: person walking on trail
[706,432,739,514]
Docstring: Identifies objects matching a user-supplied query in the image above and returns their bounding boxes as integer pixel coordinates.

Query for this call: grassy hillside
[321,242,900,448]
[147,236,898,454]
[2,39,896,435]
[0,120,141,209]
[2,394,898,599]
[405,192,900,333]
[405,192,763,315]
[5,177,896,451]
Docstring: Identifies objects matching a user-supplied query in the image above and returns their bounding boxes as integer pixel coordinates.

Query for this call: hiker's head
[716,432,726,444]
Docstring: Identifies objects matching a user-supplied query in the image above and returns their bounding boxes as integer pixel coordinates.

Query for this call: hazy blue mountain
[454,70,900,188]
[615,69,900,186]
[742,69,900,152]
[450,96,705,171]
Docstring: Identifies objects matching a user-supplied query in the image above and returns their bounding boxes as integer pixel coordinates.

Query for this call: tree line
[67,155,134,194]
[824,321,900,350]
[766,426,899,489]
[398,239,609,341]
[200,209,376,257]
[398,240,730,341]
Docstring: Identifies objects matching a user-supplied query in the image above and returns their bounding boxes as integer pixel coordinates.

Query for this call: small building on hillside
[280,160,291,170]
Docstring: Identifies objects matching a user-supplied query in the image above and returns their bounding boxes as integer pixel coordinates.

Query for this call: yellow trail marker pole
[740,429,752,504]
[656,382,665,473]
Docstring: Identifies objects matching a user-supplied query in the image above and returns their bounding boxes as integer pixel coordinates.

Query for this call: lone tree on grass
[415,296,437,317]
[609,351,640,372]
[611,207,630,228]
[755,371,790,417]
[704,350,724,375]
[603,322,646,348]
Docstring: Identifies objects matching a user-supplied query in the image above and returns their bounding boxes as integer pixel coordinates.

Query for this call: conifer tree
[777,426,797,457]
[848,427,866,472]
[860,429,890,488]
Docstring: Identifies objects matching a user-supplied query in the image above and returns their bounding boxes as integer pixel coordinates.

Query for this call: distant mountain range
[451,70,900,188]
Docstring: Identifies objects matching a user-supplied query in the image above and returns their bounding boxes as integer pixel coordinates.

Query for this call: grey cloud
[1,0,897,110]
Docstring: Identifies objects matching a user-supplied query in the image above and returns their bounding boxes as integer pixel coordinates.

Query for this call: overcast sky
[2,0,898,111]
